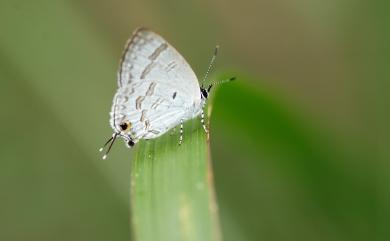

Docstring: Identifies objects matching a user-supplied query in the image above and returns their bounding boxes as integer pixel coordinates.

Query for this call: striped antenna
[201,45,219,87]
[212,76,236,86]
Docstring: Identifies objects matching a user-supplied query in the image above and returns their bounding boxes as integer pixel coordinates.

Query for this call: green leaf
[130,118,221,241]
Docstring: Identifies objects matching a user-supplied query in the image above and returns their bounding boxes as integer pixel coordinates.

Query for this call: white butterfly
[100,27,233,159]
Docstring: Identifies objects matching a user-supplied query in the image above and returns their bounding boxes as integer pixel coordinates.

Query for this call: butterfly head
[200,77,235,100]
[200,84,214,99]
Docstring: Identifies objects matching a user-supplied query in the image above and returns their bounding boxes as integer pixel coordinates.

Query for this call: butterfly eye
[119,121,131,132]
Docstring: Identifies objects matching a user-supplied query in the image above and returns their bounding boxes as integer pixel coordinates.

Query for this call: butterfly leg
[200,103,208,133]
[179,119,184,145]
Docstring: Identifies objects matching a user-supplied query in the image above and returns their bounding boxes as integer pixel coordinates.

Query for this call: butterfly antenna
[201,45,219,88]
[212,76,236,87]
[207,76,236,92]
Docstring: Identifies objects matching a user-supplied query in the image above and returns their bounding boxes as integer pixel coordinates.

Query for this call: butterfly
[100,27,234,159]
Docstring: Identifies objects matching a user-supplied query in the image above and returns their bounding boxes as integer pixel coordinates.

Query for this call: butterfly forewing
[118,28,200,99]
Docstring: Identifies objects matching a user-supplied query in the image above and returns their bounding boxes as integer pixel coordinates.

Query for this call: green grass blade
[130,118,221,241]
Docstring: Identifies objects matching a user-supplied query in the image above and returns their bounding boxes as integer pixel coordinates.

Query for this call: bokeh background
[1,0,389,240]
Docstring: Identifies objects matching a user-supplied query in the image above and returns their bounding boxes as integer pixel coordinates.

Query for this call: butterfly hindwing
[111,80,195,139]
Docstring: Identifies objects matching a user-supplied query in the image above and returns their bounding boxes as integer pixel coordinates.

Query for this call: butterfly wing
[111,28,202,140]
[117,28,200,100]
[111,81,196,139]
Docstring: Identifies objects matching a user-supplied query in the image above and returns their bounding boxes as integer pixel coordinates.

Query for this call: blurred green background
[1,0,389,240]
